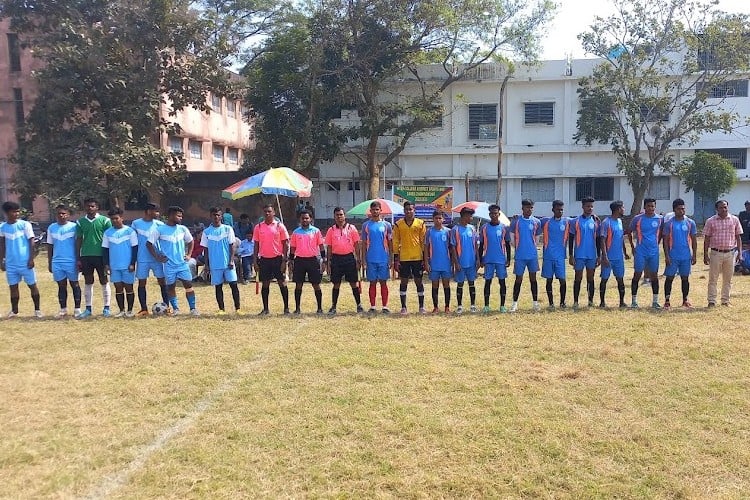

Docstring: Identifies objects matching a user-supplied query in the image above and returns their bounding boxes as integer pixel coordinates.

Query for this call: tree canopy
[245,0,554,197]
[674,150,737,201]
[1,0,243,208]
[575,0,750,215]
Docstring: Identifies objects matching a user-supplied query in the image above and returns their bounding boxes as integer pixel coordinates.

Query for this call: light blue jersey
[102,226,138,270]
[479,222,510,265]
[0,220,35,268]
[131,217,164,263]
[148,224,193,269]
[425,227,451,272]
[361,219,392,264]
[46,221,78,266]
[200,223,236,270]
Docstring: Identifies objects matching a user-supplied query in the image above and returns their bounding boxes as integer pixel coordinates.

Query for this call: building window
[7,33,21,72]
[240,104,249,117]
[468,104,497,140]
[13,88,24,126]
[699,80,749,98]
[211,93,222,111]
[227,148,238,164]
[639,104,669,122]
[700,148,747,170]
[124,191,149,211]
[575,177,614,201]
[188,140,202,159]
[521,178,555,202]
[169,136,183,153]
[524,102,554,126]
[226,99,236,118]
[327,181,341,191]
[213,145,224,162]
[348,181,361,191]
[646,176,670,200]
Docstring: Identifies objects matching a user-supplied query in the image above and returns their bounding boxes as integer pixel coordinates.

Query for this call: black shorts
[80,255,107,279]
[258,256,286,283]
[398,260,423,279]
[292,257,322,284]
[330,253,358,284]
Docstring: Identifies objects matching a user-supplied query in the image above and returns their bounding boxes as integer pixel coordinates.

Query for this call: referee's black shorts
[258,256,286,282]
[292,256,322,284]
[330,253,358,284]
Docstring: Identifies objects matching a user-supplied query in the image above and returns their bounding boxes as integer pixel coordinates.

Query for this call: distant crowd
[0,196,746,319]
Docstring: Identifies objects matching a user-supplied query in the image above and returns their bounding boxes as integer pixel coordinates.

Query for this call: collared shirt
[325,223,360,255]
[76,214,112,257]
[703,214,743,250]
[393,217,426,261]
[253,220,290,258]
[290,226,324,258]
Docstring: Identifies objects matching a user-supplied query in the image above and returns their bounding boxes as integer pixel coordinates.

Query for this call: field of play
[1,248,749,497]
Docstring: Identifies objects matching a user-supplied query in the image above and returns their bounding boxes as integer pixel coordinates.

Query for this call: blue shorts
[665,258,691,277]
[110,269,135,284]
[210,267,238,285]
[136,261,165,280]
[429,269,452,281]
[634,252,659,274]
[454,266,477,283]
[484,262,507,280]
[365,261,389,281]
[541,258,566,279]
[52,262,79,282]
[574,257,597,271]
[165,264,193,285]
[600,259,625,279]
[513,258,539,276]
[6,266,37,286]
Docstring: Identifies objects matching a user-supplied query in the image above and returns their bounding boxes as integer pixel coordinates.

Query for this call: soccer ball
[152,302,169,316]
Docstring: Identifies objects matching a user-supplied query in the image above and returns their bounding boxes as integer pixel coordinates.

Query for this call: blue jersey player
[0,201,42,318]
[568,196,600,308]
[478,204,511,313]
[661,198,697,309]
[509,199,541,312]
[539,200,569,310]
[361,201,393,313]
[102,208,138,317]
[46,204,82,318]
[450,207,479,313]
[131,202,169,316]
[598,201,630,308]
[147,206,199,316]
[424,210,452,313]
[201,207,242,315]
[628,198,663,308]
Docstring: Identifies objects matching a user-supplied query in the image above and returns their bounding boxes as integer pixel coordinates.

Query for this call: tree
[1,0,237,208]
[575,0,750,215]
[242,15,349,175]
[673,150,736,202]
[247,0,553,197]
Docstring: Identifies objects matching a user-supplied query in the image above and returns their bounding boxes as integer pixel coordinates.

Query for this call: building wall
[0,19,251,223]
[315,59,750,221]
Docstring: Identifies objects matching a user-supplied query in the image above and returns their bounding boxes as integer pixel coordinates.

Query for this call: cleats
[356,305,364,313]
[418,307,427,314]
[482,306,491,314]
[532,302,541,312]
[470,305,478,313]
[400,307,408,315]
[102,308,111,318]
[258,309,270,316]
[682,301,693,309]
[431,307,440,314]
[510,303,518,313]
[499,306,508,313]
[136,310,150,317]
[190,309,200,317]
[651,302,661,310]
[125,311,135,318]
[57,310,68,319]
[456,305,464,314]
[663,301,671,310]
[216,310,227,316]
[114,311,126,318]
[34,310,43,319]
[6,311,18,319]
[328,307,337,316]
[77,309,92,319]
[381,307,390,314]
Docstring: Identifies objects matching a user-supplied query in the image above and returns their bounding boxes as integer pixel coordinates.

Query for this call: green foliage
[1,0,237,208]
[245,0,554,196]
[674,151,736,199]
[575,0,750,215]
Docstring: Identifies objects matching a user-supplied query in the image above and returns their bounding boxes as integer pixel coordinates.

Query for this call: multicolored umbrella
[452,201,511,225]
[347,198,404,217]
[221,167,313,200]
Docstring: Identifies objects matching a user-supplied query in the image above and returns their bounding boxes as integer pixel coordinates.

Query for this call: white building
[313,59,750,221]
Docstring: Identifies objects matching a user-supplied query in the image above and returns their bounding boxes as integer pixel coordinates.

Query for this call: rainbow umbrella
[347,198,404,217]
[221,167,312,222]
[221,167,312,200]
[452,201,511,225]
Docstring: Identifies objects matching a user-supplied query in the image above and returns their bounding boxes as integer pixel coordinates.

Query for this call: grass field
[1,245,749,498]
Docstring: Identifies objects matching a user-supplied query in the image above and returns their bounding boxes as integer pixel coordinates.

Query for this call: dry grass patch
[0,250,749,497]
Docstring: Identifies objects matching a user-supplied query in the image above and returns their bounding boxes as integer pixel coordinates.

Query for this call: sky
[540,0,750,61]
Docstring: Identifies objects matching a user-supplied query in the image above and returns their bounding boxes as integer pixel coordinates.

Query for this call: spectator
[222,207,234,227]
[234,213,253,242]
[237,231,255,283]
[738,201,750,244]
[703,199,743,307]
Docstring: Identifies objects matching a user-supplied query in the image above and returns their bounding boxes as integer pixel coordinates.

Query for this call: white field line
[82,322,305,500]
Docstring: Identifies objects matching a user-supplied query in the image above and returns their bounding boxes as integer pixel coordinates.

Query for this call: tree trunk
[629,186,646,216]
[496,74,512,205]
[368,163,381,199]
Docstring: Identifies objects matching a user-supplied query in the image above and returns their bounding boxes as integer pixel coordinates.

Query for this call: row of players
[0,195,743,318]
